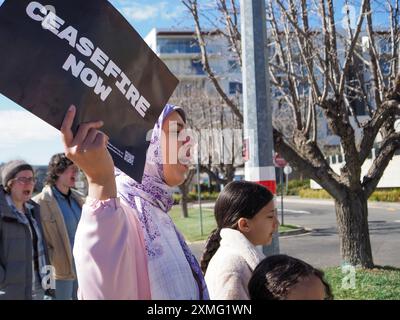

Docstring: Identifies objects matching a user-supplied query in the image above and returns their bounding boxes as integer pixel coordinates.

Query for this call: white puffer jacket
[205,228,265,300]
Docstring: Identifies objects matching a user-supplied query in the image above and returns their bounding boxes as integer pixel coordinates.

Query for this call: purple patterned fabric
[115,104,209,300]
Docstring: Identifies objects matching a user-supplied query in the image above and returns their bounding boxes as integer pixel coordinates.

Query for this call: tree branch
[326,0,341,85]
[218,0,242,66]
[338,0,368,98]
[200,165,230,185]
[359,93,400,164]
[273,128,346,200]
[182,0,243,122]
[362,132,400,197]
[365,0,385,107]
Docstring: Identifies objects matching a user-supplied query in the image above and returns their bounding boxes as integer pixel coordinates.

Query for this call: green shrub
[286,179,310,195]
[173,191,220,205]
[369,189,400,202]
[299,187,400,202]
[288,179,310,189]
[172,193,182,205]
[299,188,332,199]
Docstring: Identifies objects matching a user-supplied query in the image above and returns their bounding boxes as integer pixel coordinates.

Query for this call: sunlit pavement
[189,197,400,268]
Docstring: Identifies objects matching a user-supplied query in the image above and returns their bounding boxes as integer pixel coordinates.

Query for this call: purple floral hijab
[115,104,209,300]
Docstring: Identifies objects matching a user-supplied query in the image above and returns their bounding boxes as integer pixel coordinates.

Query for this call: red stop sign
[273,153,287,168]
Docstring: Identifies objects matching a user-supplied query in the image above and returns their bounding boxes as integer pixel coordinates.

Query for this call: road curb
[279,226,311,237]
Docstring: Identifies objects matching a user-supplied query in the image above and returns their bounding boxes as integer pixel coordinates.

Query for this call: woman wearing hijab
[61,104,208,300]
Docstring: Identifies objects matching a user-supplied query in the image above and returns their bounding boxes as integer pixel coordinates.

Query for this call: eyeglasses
[13,177,36,185]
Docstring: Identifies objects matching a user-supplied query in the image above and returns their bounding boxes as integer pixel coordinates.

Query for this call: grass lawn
[279,224,299,232]
[323,266,400,300]
[169,207,217,242]
[170,206,299,242]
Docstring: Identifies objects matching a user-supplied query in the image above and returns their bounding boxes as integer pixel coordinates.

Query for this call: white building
[145,28,244,168]
[144,28,242,99]
[311,148,400,189]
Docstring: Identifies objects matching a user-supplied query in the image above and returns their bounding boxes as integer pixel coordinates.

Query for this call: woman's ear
[237,217,251,233]
[5,180,13,193]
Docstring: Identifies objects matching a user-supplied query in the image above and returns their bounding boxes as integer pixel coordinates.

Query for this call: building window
[379,60,391,76]
[157,38,201,54]
[191,59,204,75]
[378,38,391,54]
[228,60,240,73]
[229,82,242,94]
[351,99,368,116]
[274,88,282,97]
[297,83,309,96]
[326,124,334,136]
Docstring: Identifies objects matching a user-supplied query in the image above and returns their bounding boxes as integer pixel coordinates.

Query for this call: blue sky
[0,0,393,165]
[0,0,189,165]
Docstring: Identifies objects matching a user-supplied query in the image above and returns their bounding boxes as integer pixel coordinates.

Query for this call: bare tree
[170,81,243,217]
[182,0,400,268]
[179,169,196,218]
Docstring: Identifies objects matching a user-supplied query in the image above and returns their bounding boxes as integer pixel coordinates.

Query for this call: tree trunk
[225,164,235,182]
[179,184,189,218]
[335,192,374,268]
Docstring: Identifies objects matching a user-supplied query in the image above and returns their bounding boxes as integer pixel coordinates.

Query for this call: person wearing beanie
[0,160,54,300]
[33,153,84,300]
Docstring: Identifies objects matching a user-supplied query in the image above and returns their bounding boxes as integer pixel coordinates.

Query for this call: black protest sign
[0,0,179,182]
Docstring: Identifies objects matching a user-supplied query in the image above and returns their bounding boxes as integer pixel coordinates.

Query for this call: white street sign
[284,165,292,175]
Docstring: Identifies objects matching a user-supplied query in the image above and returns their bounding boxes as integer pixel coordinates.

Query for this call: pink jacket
[73,197,151,300]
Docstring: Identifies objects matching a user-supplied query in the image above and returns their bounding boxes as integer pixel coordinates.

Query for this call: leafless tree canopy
[170,86,243,184]
[182,0,400,200]
[182,0,400,267]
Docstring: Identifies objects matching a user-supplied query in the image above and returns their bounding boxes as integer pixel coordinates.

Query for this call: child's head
[201,180,277,273]
[248,255,333,300]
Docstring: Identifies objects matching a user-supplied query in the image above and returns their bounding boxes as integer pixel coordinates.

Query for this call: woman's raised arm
[60,105,117,200]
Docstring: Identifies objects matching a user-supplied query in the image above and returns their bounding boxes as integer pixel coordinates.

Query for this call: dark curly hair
[45,153,74,186]
[248,254,333,300]
[200,180,274,274]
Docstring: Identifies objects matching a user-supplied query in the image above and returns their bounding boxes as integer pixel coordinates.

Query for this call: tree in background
[170,84,243,217]
[182,0,400,268]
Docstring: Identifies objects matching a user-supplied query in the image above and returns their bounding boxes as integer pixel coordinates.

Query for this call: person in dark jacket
[0,160,55,300]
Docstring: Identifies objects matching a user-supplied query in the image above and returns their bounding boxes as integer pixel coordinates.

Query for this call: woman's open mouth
[23,190,31,196]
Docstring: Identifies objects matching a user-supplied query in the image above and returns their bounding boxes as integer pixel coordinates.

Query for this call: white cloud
[121,4,160,21]
[0,110,60,148]
[161,5,186,20]
[114,1,185,22]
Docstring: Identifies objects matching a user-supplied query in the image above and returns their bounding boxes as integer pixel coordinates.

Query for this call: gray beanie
[1,160,34,187]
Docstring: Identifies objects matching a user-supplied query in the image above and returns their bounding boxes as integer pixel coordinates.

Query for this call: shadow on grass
[372,265,400,272]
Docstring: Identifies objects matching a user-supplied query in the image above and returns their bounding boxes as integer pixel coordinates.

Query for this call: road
[188,197,400,268]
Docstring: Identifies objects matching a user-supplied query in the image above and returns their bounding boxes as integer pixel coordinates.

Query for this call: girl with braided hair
[201,180,278,300]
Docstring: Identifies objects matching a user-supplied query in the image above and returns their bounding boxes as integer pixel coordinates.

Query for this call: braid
[200,228,221,274]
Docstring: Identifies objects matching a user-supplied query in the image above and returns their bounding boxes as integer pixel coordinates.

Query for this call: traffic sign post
[274,153,287,168]
[280,167,284,225]
[274,154,287,226]
[284,165,292,195]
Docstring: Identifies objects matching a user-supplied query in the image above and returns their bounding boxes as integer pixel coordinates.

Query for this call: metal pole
[241,0,279,256]
[197,133,204,236]
[286,171,289,195]
[280,167,284,226]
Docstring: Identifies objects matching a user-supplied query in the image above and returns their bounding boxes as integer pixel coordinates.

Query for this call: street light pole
[240,0,279,256]
[197,131,204,237]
